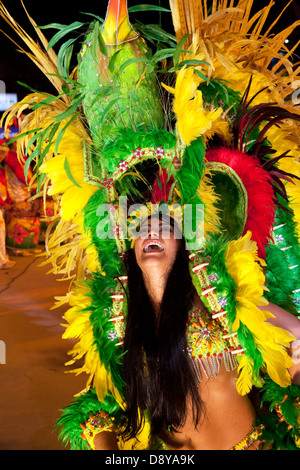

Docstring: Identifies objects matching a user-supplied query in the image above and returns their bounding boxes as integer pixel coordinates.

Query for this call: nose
[148,228,159,239]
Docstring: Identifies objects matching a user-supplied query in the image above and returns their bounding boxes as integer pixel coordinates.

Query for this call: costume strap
[230,424,265,450]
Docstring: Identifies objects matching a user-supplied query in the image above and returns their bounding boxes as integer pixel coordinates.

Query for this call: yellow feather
[5,91,100,284]
[59,280,127,411]
[162,65,223,145]
[197,166,221,236]
[236,355,254,396]
[94,363,124,407]
[225,232,295,392]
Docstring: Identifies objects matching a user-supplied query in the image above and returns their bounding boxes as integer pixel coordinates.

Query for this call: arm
[261,302,300,385]
[56,390,124,450]
[93,430,119,450]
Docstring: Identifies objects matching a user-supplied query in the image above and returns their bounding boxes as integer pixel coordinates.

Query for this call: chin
[141,252,165,263]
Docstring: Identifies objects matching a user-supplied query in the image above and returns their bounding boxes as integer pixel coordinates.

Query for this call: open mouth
[143,240,164,253]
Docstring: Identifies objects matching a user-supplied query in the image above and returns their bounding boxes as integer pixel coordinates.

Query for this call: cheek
[133,239,143,266]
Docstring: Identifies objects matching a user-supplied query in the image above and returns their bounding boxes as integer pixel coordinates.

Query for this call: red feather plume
[205,147,275,258]
[151,168,174,204]
[205,78,300,257]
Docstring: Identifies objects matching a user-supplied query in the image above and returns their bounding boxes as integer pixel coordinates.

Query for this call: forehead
[140,213,173,228]
[139,214,183,240]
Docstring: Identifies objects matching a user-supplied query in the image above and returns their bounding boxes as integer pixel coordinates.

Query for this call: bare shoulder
[260,302,300,339]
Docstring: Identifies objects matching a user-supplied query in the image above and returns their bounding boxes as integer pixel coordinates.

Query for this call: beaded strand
[189,251,245,357]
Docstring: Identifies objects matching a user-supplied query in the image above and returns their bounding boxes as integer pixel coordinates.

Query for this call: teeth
[143,240,164,252]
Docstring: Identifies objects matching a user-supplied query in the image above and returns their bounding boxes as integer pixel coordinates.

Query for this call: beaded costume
[1,0,300,450]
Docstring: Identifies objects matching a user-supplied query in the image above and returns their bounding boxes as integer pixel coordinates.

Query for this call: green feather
[257,375,300,449]
[56,390,123,450]
[266,196,300,316]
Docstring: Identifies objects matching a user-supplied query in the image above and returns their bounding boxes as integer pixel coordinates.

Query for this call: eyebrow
[141,218,173,228]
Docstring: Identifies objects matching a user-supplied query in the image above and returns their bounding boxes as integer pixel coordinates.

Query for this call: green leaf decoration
[25,131,41,156]
[118,57,153,74]
[91,20,99,59]
[37,172,46,193]
[193,69,209,82]
[173,34,190,65]
[91,21,108,59]
[24,148,39,184]
[98,30,108,57]
[16,81,49,95]
[64,157,82,188]
[179,59,209,67]
[152,47,176,63]
[128,4,170,13]
[38,23,68,30]
[57,37,76,77]
[108,49,121,73]
[54,95,84,122]
[155,172,163,190]
[47,21,85,50]
[168,58,210,73]
[79,12,104,23]
[31,94,63,111]
[133,22,176,47]
[6,128,40,148]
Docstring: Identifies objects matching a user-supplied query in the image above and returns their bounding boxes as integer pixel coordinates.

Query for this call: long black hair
[121,236,204,440]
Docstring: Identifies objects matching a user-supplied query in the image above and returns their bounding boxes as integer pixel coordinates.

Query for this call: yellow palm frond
[169,0,300,81]
[0,1,68,98]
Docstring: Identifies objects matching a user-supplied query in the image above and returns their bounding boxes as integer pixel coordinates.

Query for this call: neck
[142,270,167,316]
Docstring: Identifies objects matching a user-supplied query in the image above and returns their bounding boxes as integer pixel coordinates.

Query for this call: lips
[143,239,164,253]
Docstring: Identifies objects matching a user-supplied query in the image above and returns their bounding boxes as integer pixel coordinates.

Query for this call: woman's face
[134,215,180,276]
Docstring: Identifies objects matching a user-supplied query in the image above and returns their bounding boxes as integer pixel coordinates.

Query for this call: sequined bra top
[185,306,238,385]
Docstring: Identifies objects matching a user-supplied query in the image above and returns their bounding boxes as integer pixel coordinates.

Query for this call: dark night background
[0,0,299,104]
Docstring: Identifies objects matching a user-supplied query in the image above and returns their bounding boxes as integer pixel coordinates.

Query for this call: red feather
[151,168,174,204]
[205,147,275,258]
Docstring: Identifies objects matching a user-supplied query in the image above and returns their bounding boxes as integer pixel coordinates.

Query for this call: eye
[159,221,174,234]
[138,225,149,237]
